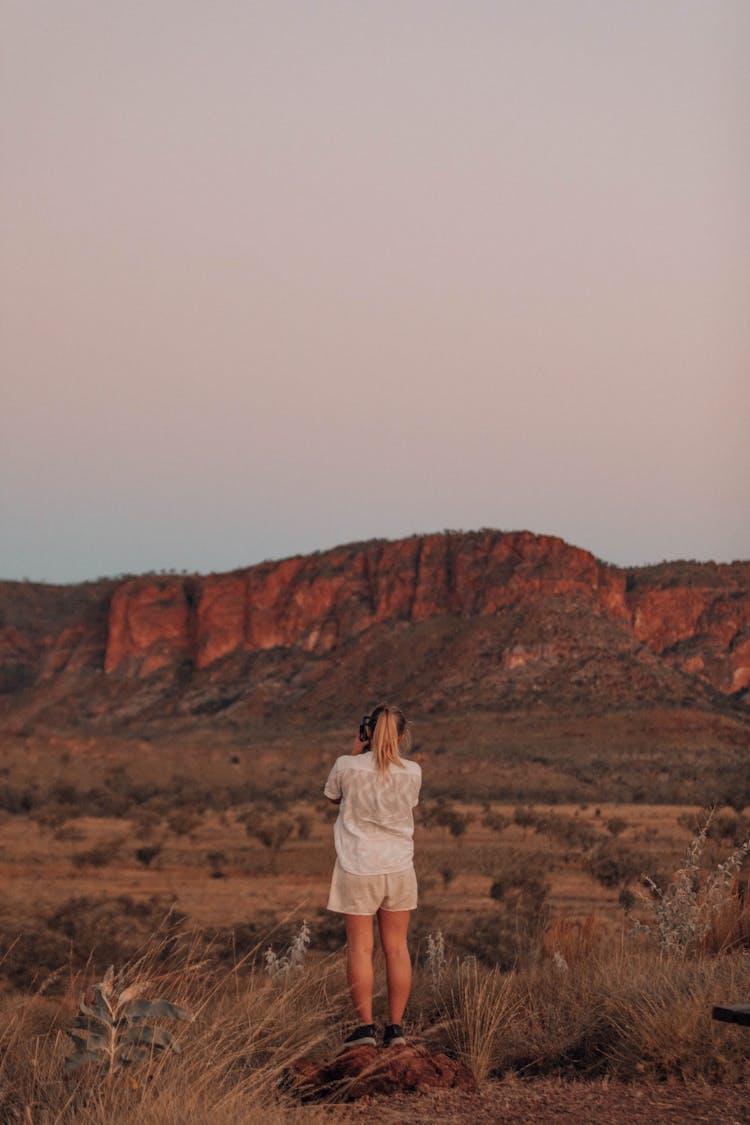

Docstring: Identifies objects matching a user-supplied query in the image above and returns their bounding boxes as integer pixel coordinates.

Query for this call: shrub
[457,858,550,969]
[0,785,34,814]
[606,817,628,837]
[424,930,447,988]
[44,896,186,978]
[29,803,71,830]
[0,929,71,992]
[513,805,536,829]
[481,809,510,833]
[206,850,227,878]
[134,844,161,868]
[636,813,750,955]
[439,864,456,888]
[533,811,599,850]
[585,840,647,889]
[166,809,202,837]
[245,817,295,873]
[420,801,473,838]
[71,838,125,870]
[708,811,750,847]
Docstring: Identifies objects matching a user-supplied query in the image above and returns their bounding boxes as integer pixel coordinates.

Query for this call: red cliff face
[96,532,750,702]
[1,533,748,707]
[622,560,750,696]
[104,580,192,676]
[103,532,624,674]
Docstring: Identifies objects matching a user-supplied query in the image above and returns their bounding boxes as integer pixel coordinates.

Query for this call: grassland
[1,728,749,1121]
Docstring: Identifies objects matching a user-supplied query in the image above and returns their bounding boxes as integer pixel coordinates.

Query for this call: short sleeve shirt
[324,754,422,876]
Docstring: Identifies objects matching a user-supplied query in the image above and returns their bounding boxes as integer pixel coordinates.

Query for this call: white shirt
[324,753,422,876]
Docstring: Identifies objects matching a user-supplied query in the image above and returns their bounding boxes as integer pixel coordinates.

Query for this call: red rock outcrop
[1,532,748,710]
[623,563,750,696]
[288,1043,475,1100]
[104,579,192,676]
[104,531,626,674]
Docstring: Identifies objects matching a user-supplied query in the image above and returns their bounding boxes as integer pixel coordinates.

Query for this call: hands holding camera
[351,714,373,755]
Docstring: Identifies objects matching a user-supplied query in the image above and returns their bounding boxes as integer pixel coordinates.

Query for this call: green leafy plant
[65,964,193,1075]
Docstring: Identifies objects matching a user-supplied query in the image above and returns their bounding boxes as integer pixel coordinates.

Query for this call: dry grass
[2,916,750,1122]
[0,925,349,1124]
[541,914,604,966]
[1,798,749,1118]
[468,949,738,1084]
[438,959,519,1085]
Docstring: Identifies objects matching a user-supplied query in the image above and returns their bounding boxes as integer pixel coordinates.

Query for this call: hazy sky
[2,1,749,583]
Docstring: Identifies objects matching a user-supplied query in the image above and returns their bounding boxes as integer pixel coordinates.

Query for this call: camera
[358,715,373,744]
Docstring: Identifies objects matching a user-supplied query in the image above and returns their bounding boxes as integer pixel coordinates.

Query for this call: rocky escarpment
[0,531,748,725]
[102,533,750,701]
[103,532,628,673]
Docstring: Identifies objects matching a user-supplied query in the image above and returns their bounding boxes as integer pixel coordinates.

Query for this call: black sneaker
[337,1024,377,1052]
[383,1023,406,1047]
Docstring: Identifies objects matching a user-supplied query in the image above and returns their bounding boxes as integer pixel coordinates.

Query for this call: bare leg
[377,909,412,1024]
[344,914,375,1023]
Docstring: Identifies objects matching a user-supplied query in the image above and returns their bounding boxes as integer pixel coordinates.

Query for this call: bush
[166,809,202,836]
[245,816,295,873]
[0,929,71,991]
[481,809,510,833]
[71,838,125,869]
[453,855,550,969]
[0,785,34,814]
[0,927,346,1123]
[45,896,186,977]
[134,844,161,867]
[606,817,628,837]
[585,840,647,889]
[533,811,599,850]
[636,814,750,955]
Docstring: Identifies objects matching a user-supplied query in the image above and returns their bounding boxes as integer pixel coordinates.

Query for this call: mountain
[1,530,748,738]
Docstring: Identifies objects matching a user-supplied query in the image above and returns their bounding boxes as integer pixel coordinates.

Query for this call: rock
[96,533,750,699]
[1,532,748,715]
[287,1044,476,1101]
[105,578,191,675]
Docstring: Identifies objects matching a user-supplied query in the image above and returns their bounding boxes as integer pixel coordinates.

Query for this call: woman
[324,703,421,1051]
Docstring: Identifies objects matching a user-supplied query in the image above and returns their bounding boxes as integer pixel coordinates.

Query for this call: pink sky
[2,1,749,582]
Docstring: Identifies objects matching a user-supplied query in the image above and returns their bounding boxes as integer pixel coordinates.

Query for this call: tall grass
[438,958,519,1085]
[2,934,750,1120]
[2,813,750,1117]
[0,923,349,1123]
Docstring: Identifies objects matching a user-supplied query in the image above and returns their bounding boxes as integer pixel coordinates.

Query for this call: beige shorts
[326,859,418,915]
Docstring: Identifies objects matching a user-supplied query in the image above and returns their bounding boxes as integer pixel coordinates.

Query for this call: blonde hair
[369,703,410,774]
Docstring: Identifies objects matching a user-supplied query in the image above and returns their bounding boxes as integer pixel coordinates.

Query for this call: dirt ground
[318,1078,748,1124]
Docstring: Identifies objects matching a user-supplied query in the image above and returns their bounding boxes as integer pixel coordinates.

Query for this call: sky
[2,0,749,584]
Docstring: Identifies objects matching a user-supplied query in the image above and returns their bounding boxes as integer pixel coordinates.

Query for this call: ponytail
[369,703,409,774]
